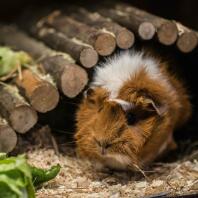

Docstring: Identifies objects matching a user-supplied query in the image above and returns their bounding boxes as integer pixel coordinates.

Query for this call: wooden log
[0,25,74,63]
[44,13,116,56]
[94,3,178,45]
[0,115,17,153]
[157,21,178,46]
[0,24,55,59]
[0,25,88,97]
[138,22,156,41]
[91,5,155,41]
[35,26,98,68]
[177,32,198,53]
[69,8,135,49]
[41,55,88,98]
[0,84,38,133]
[15,69,59,113]
[176,23,198,53]
[114,3,178,45]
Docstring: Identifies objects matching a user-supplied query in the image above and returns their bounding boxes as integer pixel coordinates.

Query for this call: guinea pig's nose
[100,144,109,155]
[94,137,109,155]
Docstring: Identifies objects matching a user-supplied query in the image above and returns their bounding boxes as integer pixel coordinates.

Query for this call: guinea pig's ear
[83,87,96,105]
[84,87,95,98]
[109,99,134,112]
[84,87,108,107]
[145,98,167,116]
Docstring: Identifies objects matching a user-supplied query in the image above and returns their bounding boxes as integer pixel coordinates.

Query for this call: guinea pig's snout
[94,137,111,155]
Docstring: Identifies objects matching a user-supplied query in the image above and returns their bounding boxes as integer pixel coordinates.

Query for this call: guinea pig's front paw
[94,162,112,173]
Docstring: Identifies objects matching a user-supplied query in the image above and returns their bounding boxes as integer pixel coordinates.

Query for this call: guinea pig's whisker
[51,128,75,134]
[123,145,148,179]
[64,141,77,144]
[76,137,93,143]
[143,170,157,173]
[133,164,149,180]
[63,101,79,106]
[59,142,73,144]
[58,143,75,146]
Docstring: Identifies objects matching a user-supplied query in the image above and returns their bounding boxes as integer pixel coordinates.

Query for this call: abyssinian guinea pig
[75,51,191,171]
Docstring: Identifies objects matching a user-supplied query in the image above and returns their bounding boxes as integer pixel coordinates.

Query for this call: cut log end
[80,48,99,68]
[40,55,88,97]
[30,83,60,113]
[9,106,38,133]
[94,33,116,56]
[61,64,88,98]
[177,32,198,53]
[0,125,17,153]
[116,29,135,49]
[157,21,178,45]
[138,22,156,40]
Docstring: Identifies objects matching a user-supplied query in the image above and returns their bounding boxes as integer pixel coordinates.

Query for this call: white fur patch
[91,51,171,98]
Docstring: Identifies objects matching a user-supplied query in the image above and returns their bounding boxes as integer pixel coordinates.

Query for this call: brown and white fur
[75,51,191,171]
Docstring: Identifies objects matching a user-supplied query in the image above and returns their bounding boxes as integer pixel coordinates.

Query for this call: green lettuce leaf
[0,154,35,198]
[0,153,61,198]
[0,47,32,77]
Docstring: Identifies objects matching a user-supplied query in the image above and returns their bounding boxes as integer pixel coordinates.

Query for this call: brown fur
[75,60,191,170]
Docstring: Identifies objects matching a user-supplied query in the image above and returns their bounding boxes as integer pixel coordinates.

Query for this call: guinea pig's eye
[84,88,94,98]
[126,112,137,125]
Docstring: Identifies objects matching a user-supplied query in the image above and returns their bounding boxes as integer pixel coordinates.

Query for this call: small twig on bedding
[50,133,60,156]
[133,164,149,181]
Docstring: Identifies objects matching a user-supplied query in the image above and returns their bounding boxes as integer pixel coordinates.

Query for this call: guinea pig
[74,51,191,171]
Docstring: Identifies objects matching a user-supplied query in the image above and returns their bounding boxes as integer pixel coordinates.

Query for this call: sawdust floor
[26,145,198,198]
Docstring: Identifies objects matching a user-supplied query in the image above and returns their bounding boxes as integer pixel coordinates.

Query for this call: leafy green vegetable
[31,164,61,186]
[0,154,34,198]
[0,47,32,77]
[0,153,7,160]
[0,153,61,198]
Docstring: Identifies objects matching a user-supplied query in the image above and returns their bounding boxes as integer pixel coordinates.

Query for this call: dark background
[1,0,198,30]
[0,0,197,144]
